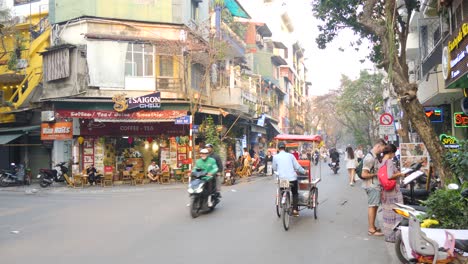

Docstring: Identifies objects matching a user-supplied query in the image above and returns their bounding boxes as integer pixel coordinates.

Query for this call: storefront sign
[444,21,468,88]
[56,110,186,120]
[439,134,459,151]
[128,92,161,110]
[424,107,443,123]
[112,92,161,112]
[80,120,188,136]
[454,112,468,127]
[41,122,73,140]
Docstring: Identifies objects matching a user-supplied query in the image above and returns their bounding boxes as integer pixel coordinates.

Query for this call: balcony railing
[156,77,182,91]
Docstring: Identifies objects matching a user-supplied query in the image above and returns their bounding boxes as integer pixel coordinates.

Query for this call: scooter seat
[400,188,430,198]
[455,239,468,252]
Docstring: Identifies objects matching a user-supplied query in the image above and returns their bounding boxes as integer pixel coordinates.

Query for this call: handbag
[378,160,396,191]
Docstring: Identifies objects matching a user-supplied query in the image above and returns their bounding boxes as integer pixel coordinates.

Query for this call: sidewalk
[0,174,266,195]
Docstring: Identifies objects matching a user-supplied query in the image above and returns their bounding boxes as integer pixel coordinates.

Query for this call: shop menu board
[169,138,178,168]
[83,139,94,170]
[177,145,187,166]
[160,148,170,167]
[399,143,430,176]
[94,139,105,173]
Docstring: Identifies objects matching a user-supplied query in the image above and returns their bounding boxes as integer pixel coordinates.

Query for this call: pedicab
[273,134,323,231]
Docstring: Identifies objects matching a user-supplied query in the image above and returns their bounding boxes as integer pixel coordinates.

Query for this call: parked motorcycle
[400,162,439,206]
[394,184,468,264]
[0,163,30,187]
[37,162,69,188]
[188,169,220,218]
[224,160,237,185]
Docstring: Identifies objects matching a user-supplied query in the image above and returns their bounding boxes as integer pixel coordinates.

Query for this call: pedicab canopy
[274,134,322,142]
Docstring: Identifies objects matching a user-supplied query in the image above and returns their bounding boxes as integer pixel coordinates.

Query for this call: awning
[268,122,282,135]
[251,124,267,134]
[0,134,22,144]
[224,0,251,19]
[0,125,40,133]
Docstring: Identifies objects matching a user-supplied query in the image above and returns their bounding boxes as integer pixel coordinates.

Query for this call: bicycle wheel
[276,190,281,218]
[310,187,318,219]
[282,193,290,231]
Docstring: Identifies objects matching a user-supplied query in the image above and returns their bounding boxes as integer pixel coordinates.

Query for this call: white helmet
[200,148,209,154]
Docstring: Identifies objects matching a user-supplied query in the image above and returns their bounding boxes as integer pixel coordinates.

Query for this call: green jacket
[194,157,218,176]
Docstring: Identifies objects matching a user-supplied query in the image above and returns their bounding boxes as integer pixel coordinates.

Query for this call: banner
[41,122,73,140]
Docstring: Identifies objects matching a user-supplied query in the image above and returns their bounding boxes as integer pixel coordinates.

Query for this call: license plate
[331,163,336,166]
[226,172,231,177]
[279,179,290,188]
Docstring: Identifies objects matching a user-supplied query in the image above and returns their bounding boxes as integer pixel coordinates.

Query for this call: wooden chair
[72,174,85,188]
[102,172,114,187]
[160,171,171,184]
[182,171,190,184]
[95,172,104,186]
[132,172,145,185]
[122,170,133,185]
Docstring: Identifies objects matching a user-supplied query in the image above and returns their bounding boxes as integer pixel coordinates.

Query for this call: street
[0,163,399,264]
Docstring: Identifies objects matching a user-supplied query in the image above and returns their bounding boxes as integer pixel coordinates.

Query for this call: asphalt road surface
[0,162,400,264]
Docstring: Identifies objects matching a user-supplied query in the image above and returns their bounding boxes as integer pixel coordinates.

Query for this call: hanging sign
[41,122,73,140]
[454,112,468,127]
[175,115,190,125]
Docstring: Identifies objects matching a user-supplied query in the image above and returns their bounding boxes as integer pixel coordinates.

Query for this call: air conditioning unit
[41,111,56,122]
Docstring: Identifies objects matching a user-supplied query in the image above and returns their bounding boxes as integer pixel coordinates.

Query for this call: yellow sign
[448,23,468,52]
[112,93,128,112]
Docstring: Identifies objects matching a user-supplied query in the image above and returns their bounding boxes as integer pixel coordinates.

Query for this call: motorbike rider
[272,142,306,216]
[194,148,219,195]
[205,143,222,196]
[329,148,340,167]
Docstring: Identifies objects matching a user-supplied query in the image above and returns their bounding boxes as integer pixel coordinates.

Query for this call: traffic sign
[379,113,394,125]
[379,125,395,135]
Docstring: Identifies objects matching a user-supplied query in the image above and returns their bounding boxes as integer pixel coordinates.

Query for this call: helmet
[200,148,209,154]
[205,143,214,148]
[278,142,286,149]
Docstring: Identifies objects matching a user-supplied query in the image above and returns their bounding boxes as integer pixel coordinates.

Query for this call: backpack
[378,160,396,191]
[355,152,372,180]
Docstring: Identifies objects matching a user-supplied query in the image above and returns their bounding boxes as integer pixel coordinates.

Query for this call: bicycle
[276,178,293,231]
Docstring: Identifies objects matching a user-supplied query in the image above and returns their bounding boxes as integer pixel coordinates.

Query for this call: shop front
[54,109,191,180]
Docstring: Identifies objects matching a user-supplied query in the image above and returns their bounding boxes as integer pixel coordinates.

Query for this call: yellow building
[0,12,50,124]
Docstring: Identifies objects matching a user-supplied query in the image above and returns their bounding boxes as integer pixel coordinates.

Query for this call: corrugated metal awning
[0,134,22,145]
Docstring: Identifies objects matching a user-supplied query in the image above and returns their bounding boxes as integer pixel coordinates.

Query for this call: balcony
[156,77,182,91]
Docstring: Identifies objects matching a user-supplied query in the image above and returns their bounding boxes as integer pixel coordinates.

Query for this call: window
[158,55,174,77]
[125,43,154,77]
[191,63,204,91]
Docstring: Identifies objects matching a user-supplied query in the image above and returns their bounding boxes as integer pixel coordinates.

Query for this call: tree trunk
[399,105,410,143]
[400,98,451,185]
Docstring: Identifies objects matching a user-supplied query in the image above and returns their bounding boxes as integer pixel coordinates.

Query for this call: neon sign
[454,112,468,127]
[439,134,459,152]
[424,107,443,123]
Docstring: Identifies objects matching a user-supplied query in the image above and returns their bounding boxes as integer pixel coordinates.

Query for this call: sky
[239,0,374,96]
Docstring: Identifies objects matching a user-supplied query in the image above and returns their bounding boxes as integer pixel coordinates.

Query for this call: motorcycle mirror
[447,183,459,190]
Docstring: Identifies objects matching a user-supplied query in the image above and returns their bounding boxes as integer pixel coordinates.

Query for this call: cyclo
[273,134,322,231]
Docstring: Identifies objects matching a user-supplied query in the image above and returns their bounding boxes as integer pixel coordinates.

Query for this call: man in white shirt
[272,142,306,216]
[147,161,160,182]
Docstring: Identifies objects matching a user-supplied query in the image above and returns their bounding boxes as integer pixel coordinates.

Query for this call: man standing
[361,138,387,236]
[272,142,306,216]
[205,144,222,196]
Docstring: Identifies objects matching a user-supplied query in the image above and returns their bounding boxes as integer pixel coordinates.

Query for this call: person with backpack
[379,144,405,242]
[361,138,387,236]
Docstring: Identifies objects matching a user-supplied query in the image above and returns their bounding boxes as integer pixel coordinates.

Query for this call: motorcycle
[37,162,69,188]
[188,169,220,218]
[400,162,439,206]
[0,163,30,187]
[394,184,468,264]
[224,160,237,185]
[329,160,339,174]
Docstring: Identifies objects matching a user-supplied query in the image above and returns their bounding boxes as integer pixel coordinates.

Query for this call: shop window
[125,43,154,77]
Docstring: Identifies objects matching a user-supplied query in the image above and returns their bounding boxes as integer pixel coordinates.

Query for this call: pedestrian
[361,138,387,236]
[355,145,364,163]
[345,145,357,186]
[264,150,273,175]
[380,144,405,242]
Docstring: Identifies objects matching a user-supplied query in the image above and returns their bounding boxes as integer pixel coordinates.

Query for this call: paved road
[0,163,399,264]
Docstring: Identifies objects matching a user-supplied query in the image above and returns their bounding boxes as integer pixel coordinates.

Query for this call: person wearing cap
[272,141,306,216]
[194,148,219,194]
[205,143,222,195]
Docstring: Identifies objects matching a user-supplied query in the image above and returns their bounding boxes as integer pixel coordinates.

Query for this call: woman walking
[380,144,405,242]
[344,146,357,186]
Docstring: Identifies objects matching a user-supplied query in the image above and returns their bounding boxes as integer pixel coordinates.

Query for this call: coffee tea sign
[112,92,161,112]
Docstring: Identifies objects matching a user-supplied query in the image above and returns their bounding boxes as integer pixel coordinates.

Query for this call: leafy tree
[312,0,452,183]
[335,71,385,146]
[310,90,344,147]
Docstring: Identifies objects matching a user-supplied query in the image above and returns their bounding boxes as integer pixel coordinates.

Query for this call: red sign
[41,122,73,140]
[454,112,468,127]
[80,120,189,136]
[55,110,186,120]
[379,113,394,125]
